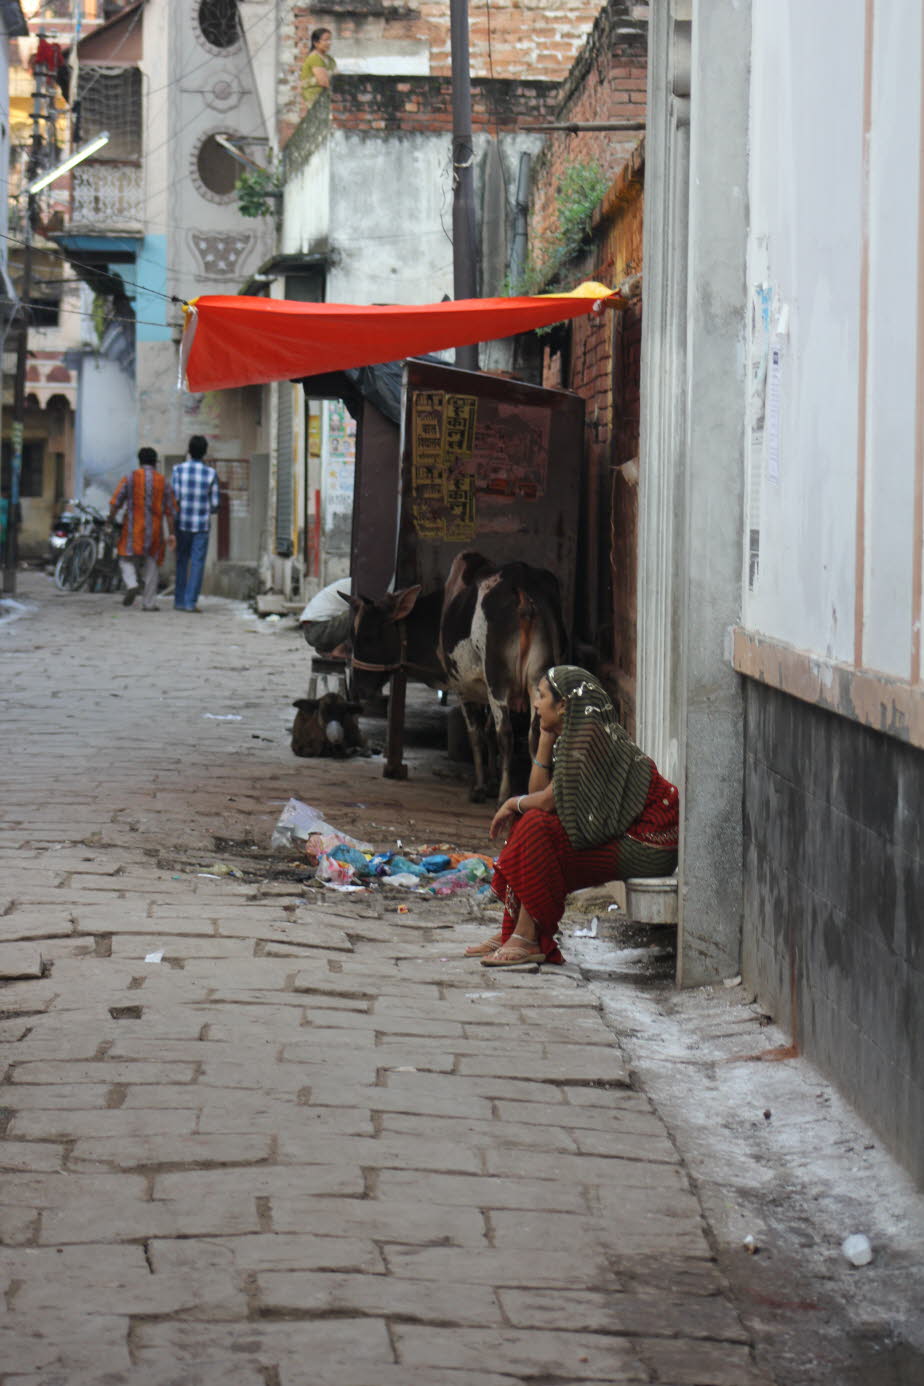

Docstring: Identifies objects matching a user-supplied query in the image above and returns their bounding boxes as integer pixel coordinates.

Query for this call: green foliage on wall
[506,160,609,297]
[235,168,282,219]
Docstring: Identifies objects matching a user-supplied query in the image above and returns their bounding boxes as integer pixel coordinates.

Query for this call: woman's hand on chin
[489,798,519,842]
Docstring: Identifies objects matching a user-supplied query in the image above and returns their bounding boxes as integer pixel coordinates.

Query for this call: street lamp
[27,131,110,194]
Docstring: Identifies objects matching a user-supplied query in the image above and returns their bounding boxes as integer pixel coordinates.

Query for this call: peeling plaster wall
[744,0,921,682]
[741,0,924,1182]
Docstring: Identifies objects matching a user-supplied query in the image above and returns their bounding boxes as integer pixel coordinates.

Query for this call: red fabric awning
[180,282,620,393]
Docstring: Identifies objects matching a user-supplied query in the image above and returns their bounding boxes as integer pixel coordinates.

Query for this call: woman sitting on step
[469,665,680,968]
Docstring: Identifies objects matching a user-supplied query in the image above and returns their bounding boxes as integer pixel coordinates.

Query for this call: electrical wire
[0,228,190,306]
[14,296,175,330]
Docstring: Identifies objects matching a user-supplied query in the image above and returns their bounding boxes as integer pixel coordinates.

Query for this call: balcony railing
[70,161,144,233]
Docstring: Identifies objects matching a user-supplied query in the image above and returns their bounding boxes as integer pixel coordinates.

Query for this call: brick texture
[529,2,647,728]
[279,0,606,137]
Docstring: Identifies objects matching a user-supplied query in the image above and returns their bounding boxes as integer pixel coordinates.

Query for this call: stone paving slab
[0,577,771,1385]
[490,1206,713,1259]
[148,1232,385,1276]
[0,914,75,942]
[381,1244,614,1287]
[0,942,44,978]
[68,1131,274,1169]
[391,1324,648,1379]
[267,1194,489,1246]
[498,1286,750,1341]
[0,1313,131,1377]
[2,1242,246,1317]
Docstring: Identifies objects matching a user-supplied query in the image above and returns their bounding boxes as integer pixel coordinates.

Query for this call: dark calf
[291,692,366,758]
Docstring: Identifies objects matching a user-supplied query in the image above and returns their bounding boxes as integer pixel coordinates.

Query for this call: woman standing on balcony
[301,28,336,109]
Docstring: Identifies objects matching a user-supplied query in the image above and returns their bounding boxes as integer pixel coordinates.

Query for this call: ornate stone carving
[188,230,253,278]
[203,68,245,113]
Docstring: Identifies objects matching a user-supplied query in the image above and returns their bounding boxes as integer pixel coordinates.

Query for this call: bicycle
[53,501,122,593]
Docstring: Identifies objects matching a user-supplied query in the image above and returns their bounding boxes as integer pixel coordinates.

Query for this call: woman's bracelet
[516,796,527,814]
[531,755,552,771]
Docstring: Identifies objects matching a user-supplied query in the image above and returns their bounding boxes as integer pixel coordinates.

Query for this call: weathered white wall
[284,129,543,306]
[864,2,922,678]
[745,0,922,681]
[76,354,137,491]
[281,141,330,257]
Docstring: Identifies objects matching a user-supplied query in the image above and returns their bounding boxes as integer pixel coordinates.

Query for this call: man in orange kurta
[109,448,176,610]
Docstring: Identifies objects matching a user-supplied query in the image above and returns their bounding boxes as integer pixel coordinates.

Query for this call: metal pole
[509,152,531,291]
[3,63,47,595]
[450,0,478,371]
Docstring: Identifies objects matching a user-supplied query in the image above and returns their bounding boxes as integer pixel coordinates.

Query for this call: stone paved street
[0,574,785,1383]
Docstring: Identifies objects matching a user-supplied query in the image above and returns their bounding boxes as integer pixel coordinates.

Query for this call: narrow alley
[0,575,922,1386]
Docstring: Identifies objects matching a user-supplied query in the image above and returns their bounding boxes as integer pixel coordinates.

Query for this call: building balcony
[69,160,144,235]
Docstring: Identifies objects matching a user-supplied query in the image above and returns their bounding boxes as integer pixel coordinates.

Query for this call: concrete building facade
[640,0,924,1182]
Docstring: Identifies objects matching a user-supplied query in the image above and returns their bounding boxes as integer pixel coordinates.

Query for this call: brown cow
[438,552,565,802]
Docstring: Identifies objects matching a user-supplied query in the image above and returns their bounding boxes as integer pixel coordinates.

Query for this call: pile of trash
[271,798,494,896]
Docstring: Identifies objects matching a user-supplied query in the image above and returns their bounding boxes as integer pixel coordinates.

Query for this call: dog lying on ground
[291,692,366,758]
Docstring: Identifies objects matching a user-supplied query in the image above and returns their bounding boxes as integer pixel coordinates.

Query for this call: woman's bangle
[531,755,552,771]
[516,796,526,814]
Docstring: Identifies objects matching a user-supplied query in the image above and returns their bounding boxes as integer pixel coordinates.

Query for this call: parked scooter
[48,504,79,566]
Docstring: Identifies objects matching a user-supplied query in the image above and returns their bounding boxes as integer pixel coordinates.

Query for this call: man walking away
[109,447,176,611]
[171,435,219,613]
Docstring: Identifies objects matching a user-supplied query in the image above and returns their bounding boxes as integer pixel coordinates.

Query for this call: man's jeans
[174,529,210,610]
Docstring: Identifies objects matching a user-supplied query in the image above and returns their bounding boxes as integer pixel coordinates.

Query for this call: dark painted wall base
[742,681,923,1185]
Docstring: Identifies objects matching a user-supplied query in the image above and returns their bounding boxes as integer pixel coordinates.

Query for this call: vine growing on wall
[506,159,609,296]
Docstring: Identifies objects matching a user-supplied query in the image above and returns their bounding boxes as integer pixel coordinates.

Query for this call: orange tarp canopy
[180,283,620,393]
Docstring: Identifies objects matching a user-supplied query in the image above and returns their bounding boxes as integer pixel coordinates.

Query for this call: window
[76,67,142,162]
[1,439,46,499]
[195,133,240,199]
[197,0,239,50]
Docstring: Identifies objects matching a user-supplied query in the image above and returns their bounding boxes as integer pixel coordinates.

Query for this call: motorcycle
[48,504,79,565]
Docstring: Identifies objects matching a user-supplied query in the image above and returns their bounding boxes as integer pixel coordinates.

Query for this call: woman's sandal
[480,933,547,968]
[464,932,505,958]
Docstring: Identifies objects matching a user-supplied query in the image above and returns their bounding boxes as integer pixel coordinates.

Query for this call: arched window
[194,133,240,200]
[197,0,239,51]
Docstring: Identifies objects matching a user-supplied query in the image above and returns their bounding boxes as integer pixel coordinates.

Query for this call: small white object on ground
[144,950,164,963]
[841,1233,873,1266]
[573,915,599,938]
[742,1234,759,1254]
[203,713,243,721]
[724,974,743,988]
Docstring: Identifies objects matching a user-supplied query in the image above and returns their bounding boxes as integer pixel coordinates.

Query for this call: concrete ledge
[730,626,924,750]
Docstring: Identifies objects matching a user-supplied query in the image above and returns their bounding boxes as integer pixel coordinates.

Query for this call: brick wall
[537,66,648,731]
[325,74,559,134]
[529,0,647,261]
[278,0,607,138]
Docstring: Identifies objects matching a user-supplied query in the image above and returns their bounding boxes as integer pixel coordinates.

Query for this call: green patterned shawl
[547,665,653,849]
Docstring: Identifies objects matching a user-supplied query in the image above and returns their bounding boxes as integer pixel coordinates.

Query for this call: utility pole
[3,62,48,595]
[449,0,478,372]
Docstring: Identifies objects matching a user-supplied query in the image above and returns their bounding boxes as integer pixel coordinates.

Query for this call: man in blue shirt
[170,436,220,612]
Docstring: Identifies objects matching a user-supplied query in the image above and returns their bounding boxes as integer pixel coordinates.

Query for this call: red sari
[491,767,679,963]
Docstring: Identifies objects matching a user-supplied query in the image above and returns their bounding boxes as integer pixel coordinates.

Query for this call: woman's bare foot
[464,932,504,957]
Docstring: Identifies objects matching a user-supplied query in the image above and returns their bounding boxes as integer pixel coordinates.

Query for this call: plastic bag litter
[386,855,428,878]
[382,873,423,889]
[330,844,375,874]
[426,858,491,895]
[270,798,372,854]
[315,854,356,886]
[420,853,452,873]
